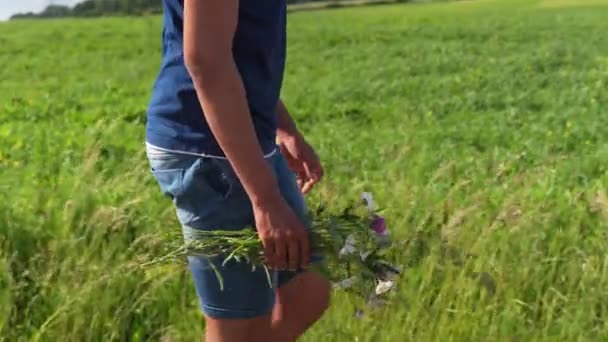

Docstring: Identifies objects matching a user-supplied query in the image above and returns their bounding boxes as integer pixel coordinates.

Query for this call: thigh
[272,271,331,340]
[147,148,277,320]
[188,254,277,320]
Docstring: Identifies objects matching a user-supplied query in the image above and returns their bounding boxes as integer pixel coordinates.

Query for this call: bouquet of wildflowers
[331,193,401,303]
[144,192,400,306]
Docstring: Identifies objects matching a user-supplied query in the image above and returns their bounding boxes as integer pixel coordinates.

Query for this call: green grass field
[2,0,608,340]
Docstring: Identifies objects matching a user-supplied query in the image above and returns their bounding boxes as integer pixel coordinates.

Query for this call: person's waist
[150,68,281,111]
[145,139,278,161]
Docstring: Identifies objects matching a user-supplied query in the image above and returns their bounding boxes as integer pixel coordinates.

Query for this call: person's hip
[145,143,309,235]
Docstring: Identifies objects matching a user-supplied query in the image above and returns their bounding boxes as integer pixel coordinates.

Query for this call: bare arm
[183,0,280,206]
[276,99,300,141]
[183,0,309,270]
[275,99,324,194]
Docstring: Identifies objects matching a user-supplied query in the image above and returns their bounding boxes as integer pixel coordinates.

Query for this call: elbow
[184,50,206,77]
[184,49,230,84]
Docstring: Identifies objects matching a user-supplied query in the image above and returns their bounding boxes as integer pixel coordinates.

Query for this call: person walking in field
[145,0,331,341]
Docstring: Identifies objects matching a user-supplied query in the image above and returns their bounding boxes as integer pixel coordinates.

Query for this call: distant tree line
[11,0,161,19]
[10,0,381,20]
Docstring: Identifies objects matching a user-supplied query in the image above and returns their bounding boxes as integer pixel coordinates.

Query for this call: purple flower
[370,215,388,235]
[371,215,391,248]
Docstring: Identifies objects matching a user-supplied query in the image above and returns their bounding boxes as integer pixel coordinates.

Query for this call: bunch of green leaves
[141,200,398,302]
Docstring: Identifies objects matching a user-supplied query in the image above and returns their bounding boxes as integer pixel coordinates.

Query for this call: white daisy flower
[375,279,395,295]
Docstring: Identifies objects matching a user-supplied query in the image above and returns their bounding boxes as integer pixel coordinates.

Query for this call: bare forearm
[189,62,281,205]
[276,99,301,141]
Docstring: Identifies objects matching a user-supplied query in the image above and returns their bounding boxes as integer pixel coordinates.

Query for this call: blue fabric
[146,0,287,157]
[146,145,322,319]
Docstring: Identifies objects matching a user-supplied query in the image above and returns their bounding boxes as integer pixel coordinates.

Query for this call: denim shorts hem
[200,303,274,320]
[276,254,325,288]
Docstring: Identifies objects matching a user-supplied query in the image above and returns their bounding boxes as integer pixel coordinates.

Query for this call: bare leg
[271,271,331,341]
[202,271,330,342]
[204,314,273,342]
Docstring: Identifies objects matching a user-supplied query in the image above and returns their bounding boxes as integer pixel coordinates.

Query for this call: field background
[2,0,608,340]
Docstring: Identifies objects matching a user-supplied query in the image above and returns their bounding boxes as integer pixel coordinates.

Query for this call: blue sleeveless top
[146,0,286,157]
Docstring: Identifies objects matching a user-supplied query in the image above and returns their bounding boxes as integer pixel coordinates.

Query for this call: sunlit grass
[1,0,608,340]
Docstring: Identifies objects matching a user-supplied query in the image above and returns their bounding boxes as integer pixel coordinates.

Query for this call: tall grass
[2,0,608,340]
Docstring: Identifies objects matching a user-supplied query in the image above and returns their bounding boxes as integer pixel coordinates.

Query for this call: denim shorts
[146,143,319,319]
